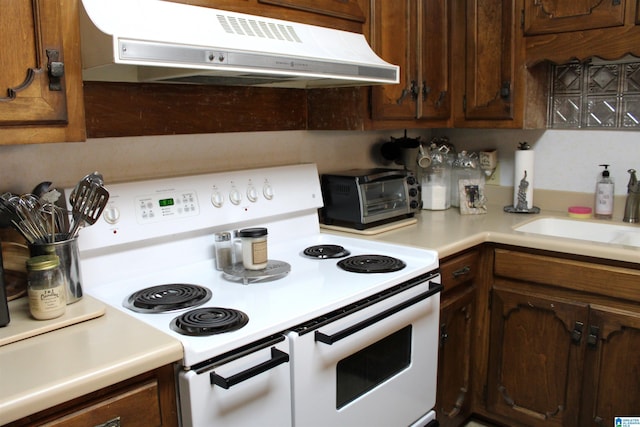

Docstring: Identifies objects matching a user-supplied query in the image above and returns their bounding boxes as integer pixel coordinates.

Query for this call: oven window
[362,180,408,215]
[336,325,412,409]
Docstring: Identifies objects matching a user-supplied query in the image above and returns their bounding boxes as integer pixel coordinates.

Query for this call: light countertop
[1,188,638,425]
[0,297,183,425]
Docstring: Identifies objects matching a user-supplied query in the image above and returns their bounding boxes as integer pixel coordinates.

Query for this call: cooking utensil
[68,179,109,238]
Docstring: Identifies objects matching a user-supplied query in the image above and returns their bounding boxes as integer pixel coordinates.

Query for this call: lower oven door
[288,272,442,427]
[177,335,291,427]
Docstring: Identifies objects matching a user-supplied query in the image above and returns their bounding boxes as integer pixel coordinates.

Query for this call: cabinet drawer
[41,379,162,427]
[440,249,480,293]
[494,249,640,302]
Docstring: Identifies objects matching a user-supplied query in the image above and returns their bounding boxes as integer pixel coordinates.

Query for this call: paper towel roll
[513,148,534,210]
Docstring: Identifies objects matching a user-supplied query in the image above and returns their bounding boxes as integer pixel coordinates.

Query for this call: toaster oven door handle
[362,169,408,183]
[210,347,289,389]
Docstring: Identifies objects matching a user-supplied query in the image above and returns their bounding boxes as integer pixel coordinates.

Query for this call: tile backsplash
[550,58,640,129]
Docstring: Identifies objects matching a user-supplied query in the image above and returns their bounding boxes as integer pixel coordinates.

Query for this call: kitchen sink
[514,217,640,248]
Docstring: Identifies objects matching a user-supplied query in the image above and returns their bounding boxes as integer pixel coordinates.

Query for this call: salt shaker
[214,232,232,270]
[26,255,66,320]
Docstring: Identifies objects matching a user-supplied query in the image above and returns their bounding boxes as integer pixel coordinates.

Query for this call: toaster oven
[320,168,421,230]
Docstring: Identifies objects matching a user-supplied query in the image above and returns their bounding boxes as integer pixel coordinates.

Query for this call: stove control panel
[134,190,200,223]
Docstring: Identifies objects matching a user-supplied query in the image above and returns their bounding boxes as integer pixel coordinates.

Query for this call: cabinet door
[523,0,626,36]
[370,0,417,120]
[461,0,516,121]
[580,305,640,426]
[0,0,85,144]
[487,284,588,427]
[436,286,475,427]
[371,0,450,122]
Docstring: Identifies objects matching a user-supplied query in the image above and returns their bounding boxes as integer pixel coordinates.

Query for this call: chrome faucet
[623,169,639,223]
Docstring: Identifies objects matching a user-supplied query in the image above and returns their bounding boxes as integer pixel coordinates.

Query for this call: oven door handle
[210,347,289,389]
[315,282,443,345]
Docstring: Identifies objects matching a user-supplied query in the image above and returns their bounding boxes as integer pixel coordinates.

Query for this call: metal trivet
[337,255,406,273]
[303,244,350,259]
[504,205,540,214]
[123,284,212,313]
[223,260,291,285]
[170,307,249,336]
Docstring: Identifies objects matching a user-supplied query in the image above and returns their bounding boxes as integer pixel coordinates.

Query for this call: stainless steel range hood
[79,0,399,88]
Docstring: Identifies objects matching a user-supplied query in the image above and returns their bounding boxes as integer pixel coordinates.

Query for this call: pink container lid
[568,206,593,218]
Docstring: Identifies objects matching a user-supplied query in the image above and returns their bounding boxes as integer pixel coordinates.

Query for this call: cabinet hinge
[488,288,493,311]
[521,9,525,30]
[463,95,467,113]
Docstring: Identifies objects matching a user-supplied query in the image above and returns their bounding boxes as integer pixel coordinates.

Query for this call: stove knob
[229,188,242,205]
[263,183,274,200]
[410,200,420,209]
[247,185,258,202]
[103,206,120,224]
[409,188,418,197]
[211,191,224,208]
[406,176,416,185]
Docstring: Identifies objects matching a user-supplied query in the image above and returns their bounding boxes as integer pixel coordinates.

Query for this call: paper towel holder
[504,142,540,214]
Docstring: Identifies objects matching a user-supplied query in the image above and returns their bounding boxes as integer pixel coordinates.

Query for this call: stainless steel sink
[514,217,640,247]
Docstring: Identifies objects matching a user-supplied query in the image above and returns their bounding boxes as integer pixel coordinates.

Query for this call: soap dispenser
[595,164,614,219]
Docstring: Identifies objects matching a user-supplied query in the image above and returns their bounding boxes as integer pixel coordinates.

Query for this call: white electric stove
[72,164,441,427]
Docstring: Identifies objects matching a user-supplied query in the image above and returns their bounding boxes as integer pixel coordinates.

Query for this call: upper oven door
[287,274,441,427]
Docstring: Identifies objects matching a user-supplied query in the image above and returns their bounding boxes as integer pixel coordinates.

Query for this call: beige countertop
[1,187,637,425]
[0,297,183,425]
[323,187,640,264]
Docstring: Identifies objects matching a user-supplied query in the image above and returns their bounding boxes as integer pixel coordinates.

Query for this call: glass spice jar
[26,255,66,320]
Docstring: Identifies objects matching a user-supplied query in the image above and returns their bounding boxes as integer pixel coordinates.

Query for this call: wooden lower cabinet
[6,365,178,427]
[483,248,640,427]
[436,248,480,427]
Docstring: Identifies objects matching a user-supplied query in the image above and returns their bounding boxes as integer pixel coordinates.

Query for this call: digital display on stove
[159,198,175,207]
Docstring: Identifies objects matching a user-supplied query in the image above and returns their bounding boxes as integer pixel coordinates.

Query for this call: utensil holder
[29,235,82,304]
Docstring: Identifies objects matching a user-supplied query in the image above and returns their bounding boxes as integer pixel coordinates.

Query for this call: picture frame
[458,178,487,215]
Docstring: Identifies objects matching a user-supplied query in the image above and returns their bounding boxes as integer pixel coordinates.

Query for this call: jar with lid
[238,228,268,270]
[26,255,66,320]
[421,144,451,210]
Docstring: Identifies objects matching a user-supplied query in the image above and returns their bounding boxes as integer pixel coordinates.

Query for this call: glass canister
[421,144,451,210]
[450,151,483,208]
[26,254,66,320]
[238,228,268,270]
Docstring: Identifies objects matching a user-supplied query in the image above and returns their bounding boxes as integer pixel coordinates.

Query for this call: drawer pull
[452,265,471,278]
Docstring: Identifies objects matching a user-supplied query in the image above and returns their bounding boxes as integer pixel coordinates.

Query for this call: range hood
[79,0,399,88]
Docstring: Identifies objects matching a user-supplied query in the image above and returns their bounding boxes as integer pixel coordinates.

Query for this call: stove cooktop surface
[87,234,438,368]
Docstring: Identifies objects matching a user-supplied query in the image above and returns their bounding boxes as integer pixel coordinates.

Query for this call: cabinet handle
[452,265,471,278]
[587,325,600,348]
[500,81,511,99]
[396,80,419,105]
[571,321,584,344]
[94,417,121,427]
[46,49,64,91]
[439,323,448,347]
[445,387,468,418]
[435,91,447,108]
[422,83,431,101]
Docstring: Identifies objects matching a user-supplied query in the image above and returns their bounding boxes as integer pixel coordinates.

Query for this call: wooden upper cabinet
[452,0,523,126]
[523,0,626,36]
[0,0,85,144]
[370,0,450,123]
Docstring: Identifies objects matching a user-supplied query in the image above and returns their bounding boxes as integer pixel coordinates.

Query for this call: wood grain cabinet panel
[436,249,480,427]
[523,0,626,35]
[0,0,85,145]
[370,0,451,123]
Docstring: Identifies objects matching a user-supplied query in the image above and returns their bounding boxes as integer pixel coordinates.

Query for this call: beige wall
[0,130,428,194]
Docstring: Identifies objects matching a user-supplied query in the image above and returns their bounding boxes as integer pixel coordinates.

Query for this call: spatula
[68,180,110,238]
